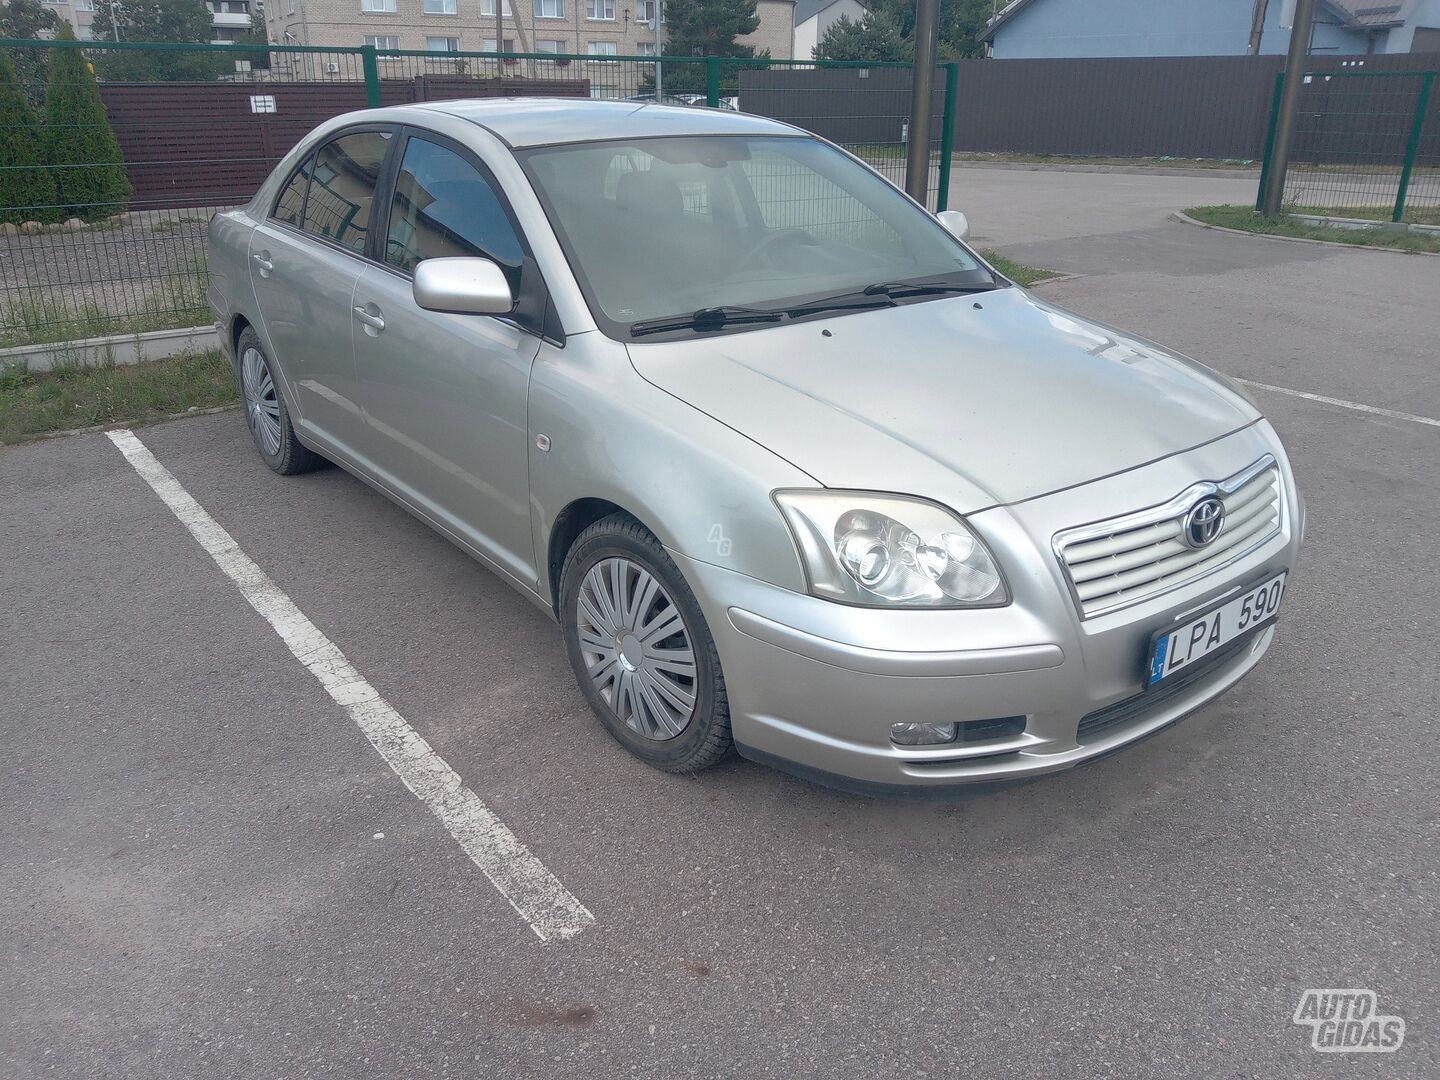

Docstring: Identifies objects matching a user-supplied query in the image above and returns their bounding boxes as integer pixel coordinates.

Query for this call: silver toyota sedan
[207,99,1305,795]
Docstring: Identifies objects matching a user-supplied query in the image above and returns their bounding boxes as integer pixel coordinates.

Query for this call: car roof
[410,97,799,148]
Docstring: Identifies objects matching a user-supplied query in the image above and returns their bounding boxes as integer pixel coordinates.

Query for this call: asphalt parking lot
[3,166,1436,1078]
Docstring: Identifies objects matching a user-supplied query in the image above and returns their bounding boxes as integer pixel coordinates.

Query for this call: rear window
[298,130,392,253]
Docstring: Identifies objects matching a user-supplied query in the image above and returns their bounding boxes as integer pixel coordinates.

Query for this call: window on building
[75,0,96,9]
[533,0,563,17]
[360,0,396,12]
[480,0,512,13]
[482,37,517,52]
[384,137,525,288]
[635,40,656,56]
[587,40,617,55]
[535,39,565,54]
[364,34,401,53]
[426,36,460,52]
[422,0,457,14]
[636,0,658,22]
[300,131,392,253]
[586,0,613,20]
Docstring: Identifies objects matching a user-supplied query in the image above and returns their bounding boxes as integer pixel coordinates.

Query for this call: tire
[235,327,325,476]
[559,514,732,773]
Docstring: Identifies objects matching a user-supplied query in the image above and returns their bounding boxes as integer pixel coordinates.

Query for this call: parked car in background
[208,99,1303,795]
[622,91,738,110]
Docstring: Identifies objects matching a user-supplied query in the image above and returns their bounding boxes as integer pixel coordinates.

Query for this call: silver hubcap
[241,346,282,456]
[576,557,697,741]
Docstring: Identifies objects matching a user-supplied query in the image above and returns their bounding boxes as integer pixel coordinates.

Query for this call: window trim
[585,0,615,20]
[422,0,458,13]
[266,123,400,267]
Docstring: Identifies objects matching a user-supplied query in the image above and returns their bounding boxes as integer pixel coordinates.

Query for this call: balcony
[211,11,251,26]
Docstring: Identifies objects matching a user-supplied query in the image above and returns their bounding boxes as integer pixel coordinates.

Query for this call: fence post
[706,56,721,108]
[361,45,381,108]
[1255,71,1285,212]
[1393,71,1435,224]
[936,62,959,212]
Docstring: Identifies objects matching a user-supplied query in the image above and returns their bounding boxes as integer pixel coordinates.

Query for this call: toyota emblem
[1183,496,1226,549]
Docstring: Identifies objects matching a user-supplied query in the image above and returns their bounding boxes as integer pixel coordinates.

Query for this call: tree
[662,0,762,90]
[44,24,131,221]
[0,0,63,107]
[814,10,909,62]
[0,48,58,223]
[819,0,996,62]
[90,0,229,81]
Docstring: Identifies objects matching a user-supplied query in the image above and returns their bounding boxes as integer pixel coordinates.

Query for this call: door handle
[353,305,386,333]
[252,252,273,276]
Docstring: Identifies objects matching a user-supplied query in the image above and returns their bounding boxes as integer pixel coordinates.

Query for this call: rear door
[350,130,543,587]
[248,127,395,458]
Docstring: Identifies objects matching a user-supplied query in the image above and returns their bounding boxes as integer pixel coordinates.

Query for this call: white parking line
[106,429,594,943]
[1236,379,1440,429]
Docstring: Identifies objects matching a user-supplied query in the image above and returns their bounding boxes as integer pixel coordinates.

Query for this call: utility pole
[1260,0,1317,215]
[905,0,940,204]
[1248,0,1270,54]
[653,1,662,99]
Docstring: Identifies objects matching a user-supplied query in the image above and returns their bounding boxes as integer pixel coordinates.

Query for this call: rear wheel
[236,327,324,475]
[560,514,732,772]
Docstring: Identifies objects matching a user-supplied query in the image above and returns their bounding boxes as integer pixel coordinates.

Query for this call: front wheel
[559,514,732,773]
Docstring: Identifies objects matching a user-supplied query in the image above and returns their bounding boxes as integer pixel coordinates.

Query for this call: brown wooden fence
[98,76,588,210]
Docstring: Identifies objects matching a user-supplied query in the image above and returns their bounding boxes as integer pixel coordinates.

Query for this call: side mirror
[936,210,970,242]
[413,257,513,316]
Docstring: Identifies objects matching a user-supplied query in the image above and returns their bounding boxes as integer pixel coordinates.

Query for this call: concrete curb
[1170,210,1440,257]
[953,161,1261,180]
[0,325,219,373]
[15,403,241,446]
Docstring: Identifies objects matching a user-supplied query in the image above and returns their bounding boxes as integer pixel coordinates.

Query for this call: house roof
[794,0,859,27]
[1329,2,1405,28]
[982,0,1406,44]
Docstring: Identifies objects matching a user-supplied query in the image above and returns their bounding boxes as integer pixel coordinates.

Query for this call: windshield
[518,134,995,339]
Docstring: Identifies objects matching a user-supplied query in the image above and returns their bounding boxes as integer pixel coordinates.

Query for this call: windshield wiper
[862,280,1000,299]
[630,305,784,337]
[784,279,997,319]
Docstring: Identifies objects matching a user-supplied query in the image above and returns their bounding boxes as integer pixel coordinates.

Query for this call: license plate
[1147,572,1287,685]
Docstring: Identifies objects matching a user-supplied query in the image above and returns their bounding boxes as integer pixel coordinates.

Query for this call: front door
[248,128,394,458]
[350,133,541,586]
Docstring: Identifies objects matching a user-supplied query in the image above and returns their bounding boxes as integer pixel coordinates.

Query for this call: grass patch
[981,250,1058,286]
[0,350,237,444]
[1185,205,1440,254]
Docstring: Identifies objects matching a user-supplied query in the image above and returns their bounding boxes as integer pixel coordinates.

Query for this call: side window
[300,130,392,253]
[384,137,525,281]
[272,155,312,227]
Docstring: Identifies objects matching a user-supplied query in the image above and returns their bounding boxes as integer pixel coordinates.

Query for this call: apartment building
[41,0,258,42]
[263,0,795,65]
[38,0,98,40]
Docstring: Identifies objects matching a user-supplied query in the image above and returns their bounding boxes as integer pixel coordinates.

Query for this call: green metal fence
[1257,68,1440,224]
[0,38,955,350]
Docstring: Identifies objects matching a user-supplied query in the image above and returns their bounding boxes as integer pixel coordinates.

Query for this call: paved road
[2,169,1436,1078]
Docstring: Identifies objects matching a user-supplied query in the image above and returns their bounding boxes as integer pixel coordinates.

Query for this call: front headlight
[773,490,1009,609]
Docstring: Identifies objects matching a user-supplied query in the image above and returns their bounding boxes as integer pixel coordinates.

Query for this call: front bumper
[676,423,1305,796]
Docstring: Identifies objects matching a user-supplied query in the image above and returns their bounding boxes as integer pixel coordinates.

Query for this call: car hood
[625,287,1259,511]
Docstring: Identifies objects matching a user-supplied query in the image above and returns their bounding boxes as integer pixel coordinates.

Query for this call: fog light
[890,722,958,746]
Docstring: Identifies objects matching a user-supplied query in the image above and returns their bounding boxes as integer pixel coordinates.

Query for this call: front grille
[1054,456,1283,619]
[1076,631,1256,742]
